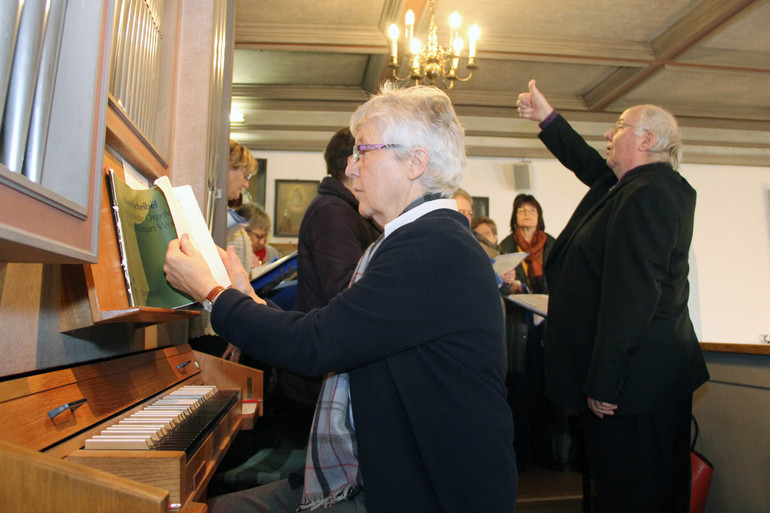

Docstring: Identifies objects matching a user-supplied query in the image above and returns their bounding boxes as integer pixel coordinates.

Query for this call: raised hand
[517,79,554,123]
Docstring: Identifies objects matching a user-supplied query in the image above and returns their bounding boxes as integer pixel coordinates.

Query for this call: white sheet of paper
[155,177,231,288]
[505,293,548,317]
[492,252,528,276]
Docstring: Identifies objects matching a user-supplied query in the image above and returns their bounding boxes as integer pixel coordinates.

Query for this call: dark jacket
[294,176,381,312]
[212,208,517,513]
[539,114,709,415]
[499,232,554,375]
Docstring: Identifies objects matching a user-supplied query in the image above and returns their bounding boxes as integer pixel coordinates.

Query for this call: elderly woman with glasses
[234,203,279,268]
[164,82,516,513]
[516,79,708,513]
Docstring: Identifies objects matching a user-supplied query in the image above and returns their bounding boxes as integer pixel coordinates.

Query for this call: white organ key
[170,385,217,398]
[115,421,170,435]
[137,408,189,419]
[152,398,201,408]
[85,435,153,450]
[103,427,164,442]
[144,405,193,415]
[129,413,182,425]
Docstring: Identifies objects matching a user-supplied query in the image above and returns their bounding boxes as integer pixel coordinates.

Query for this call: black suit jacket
[540,114,709,415]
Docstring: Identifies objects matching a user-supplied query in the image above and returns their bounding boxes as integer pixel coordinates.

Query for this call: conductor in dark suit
[517,79,709,513]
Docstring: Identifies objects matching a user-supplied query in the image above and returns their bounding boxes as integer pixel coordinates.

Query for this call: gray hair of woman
[235,202,271,232]
[350,82,466,197]
[636,104,683,170]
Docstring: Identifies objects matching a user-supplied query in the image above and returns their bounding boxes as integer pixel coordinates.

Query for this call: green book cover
[107,170,194,308]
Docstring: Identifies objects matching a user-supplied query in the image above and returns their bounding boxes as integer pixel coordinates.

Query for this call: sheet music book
[107,170,230,309]
[250,251,298,281]
[492,252,528,276]
[250,251,299,295]
[505,293,549,317]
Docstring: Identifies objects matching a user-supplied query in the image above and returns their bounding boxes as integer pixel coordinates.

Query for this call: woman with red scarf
[500,194,550,294]
[499,193,563,472]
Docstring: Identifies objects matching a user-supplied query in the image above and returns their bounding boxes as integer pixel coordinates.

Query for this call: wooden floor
[517,466,586,513]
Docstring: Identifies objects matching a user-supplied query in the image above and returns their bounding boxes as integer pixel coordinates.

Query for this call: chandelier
[387,0,480,89]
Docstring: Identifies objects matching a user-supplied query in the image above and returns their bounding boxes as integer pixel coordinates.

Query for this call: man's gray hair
[350,82,466,197]
[637,104,683,170]
[453,187,472,203]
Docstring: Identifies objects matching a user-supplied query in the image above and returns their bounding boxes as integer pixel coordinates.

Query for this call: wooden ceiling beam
[582,65,661,111]
[652,0,763,60]
[582,0,763,112]
[479,35,653,66]
[232,84,369,102]
[234,23,387,54]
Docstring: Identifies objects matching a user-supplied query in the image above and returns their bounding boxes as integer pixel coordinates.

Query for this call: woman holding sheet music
[164,82,516,513]
[499,193,563,472]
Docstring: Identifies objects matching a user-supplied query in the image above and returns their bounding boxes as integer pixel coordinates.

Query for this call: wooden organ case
[0,345,263,512]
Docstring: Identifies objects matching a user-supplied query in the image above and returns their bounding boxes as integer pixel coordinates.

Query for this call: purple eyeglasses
[352,144,401,163]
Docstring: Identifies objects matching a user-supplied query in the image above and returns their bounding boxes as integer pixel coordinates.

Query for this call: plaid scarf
[297,236,383,511]
[298,193,442,510]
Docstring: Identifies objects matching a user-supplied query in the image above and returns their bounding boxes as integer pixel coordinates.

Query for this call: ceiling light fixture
[387,0,479,89]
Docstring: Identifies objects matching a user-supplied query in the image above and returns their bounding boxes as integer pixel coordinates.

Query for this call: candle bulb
[410,39,422,72]
[449,12,461,51]
[452,36,463,69]
[388,24,399,59]
[468,24,480,64]
[405,9,415,51]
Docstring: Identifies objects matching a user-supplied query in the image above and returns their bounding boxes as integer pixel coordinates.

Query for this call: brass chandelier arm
[443,64,476,89]
[389,56,422,82]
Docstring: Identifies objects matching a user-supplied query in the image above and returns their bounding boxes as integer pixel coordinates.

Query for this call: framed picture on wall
[274,180,319,237]
[244,158,267,207]
[472,196,489,218]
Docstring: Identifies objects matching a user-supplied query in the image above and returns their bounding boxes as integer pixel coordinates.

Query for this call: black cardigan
[213,207,517,513]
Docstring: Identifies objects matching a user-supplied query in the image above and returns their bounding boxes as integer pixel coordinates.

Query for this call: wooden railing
[700,342,770,356]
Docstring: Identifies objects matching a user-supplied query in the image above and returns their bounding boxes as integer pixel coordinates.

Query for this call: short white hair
[350,82,466,197]
[636,104,683,170]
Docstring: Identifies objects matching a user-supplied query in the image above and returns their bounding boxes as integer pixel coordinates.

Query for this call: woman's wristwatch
[201,285,227,312]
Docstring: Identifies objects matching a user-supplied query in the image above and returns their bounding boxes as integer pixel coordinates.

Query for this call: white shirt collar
[383,198,458,239]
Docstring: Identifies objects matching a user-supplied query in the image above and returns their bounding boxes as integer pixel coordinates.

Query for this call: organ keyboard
[83,385,226,450]
[0,344,263,513]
